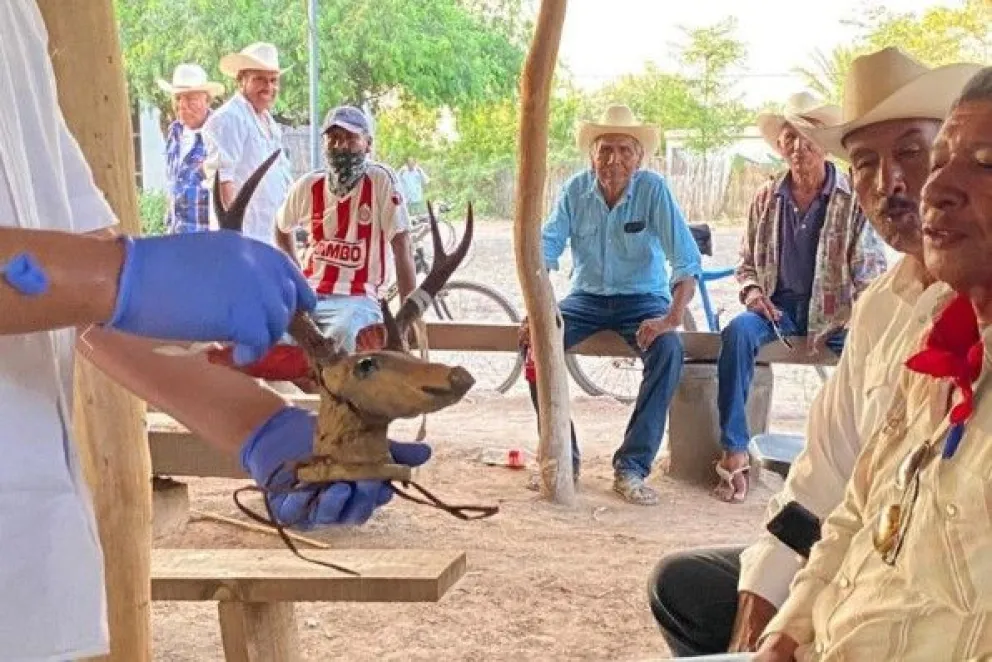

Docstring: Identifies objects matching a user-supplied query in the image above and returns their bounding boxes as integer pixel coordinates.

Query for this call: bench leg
[217,601,300,662]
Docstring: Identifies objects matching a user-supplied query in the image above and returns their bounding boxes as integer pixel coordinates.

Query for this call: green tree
[595,63,698,139]
[672,17,752,152]
[793,46,864,105]
[114,0,527,124]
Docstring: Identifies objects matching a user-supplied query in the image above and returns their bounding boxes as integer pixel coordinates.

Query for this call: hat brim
[219,53,292,78]
[576,122,660,158]
[804,62,983,160]
[323,119,368,136]
[756,105,842,152]
[157,79,225,97]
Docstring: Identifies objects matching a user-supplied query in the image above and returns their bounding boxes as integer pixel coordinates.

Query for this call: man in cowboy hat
[203,42,294,245]
[711,92,888,505]
[520,104,702,505]
[158,63,224,234]
[648,48,983,657]
[274,105,417,354]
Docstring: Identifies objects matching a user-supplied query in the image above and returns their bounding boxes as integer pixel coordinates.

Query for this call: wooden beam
[420,322,838,366]
[151,549,467,603]
[36,2,152,661]
[148,414,246,479]
[514,0,573,504]
[217,601,299,662]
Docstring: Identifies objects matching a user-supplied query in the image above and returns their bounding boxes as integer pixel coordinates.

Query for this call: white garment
[276,164,409,298]
[202,93,293,245]
[0,2,118,659]
[738,256,938,606]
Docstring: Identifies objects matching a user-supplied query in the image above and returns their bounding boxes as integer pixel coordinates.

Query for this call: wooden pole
[513,0,573,504]
[36,2,153,660]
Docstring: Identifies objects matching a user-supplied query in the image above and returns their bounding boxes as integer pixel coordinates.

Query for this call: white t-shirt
[0,2,117,659]
[277,163,410,298]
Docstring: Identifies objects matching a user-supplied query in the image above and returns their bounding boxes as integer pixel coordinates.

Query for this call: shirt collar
[583,168,639,204]
[777,161,840,201]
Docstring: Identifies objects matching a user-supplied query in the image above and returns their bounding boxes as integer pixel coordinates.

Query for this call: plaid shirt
[735,170,888,336]
[164,118,209,233]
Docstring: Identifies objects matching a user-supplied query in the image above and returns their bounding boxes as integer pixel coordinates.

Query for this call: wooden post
[35,2,153,660]
[513,0,573,504]
[217,601,301,662]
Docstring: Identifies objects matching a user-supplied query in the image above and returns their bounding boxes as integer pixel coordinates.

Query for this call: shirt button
[815,641,825,654]
[946,503,959,518]
[838,576,851,589]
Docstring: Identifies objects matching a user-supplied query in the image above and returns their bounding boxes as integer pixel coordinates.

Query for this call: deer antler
[386,201,474,351]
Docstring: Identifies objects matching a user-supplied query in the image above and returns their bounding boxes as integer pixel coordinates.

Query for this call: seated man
[714,92,888,503]
[753,65,992,662]
[275,105,417,352]
[648,47,981,655]
[522,104,702,506]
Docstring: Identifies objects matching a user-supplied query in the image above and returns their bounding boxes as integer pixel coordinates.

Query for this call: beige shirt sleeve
[738,288,869,607]
[275,176,310,234]
[762,407,886,646]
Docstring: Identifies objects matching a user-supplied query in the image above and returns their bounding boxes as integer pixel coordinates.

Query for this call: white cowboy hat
[576,105,660,157]
[156,63,224,97]
[219,42,290,78]
[804,47,983,159]
[755,92,841,151]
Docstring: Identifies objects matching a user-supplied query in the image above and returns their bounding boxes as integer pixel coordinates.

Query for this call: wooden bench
[152,548,466,661]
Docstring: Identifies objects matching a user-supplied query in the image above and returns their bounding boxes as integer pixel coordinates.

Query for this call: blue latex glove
[106,231,317,365]
[240,406,432,529]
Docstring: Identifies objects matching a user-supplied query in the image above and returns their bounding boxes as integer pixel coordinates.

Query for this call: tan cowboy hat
[576,105,660,157]
[156,63,224,97]
[804,47,983,159]
[219,42,290,78]
[755,92,841,151]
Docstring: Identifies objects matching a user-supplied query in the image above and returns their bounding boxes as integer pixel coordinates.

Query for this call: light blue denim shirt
[542,169,702,303]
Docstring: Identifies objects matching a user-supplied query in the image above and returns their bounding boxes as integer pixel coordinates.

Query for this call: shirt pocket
[921,457,992,612]
[572,216,600,254]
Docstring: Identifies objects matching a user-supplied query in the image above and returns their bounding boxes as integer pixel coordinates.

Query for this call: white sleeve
[55,87,118,235]
[376,168,410,240]
[737,290,870,607]
[202,111,246,184]
[276,177,310,233]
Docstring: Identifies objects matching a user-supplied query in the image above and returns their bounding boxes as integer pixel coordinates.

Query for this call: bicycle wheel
[564,352,641,405]
[422,280,524,394]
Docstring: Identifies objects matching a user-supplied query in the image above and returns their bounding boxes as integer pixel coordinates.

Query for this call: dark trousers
[527,291,684,478]
[648,546,745,657]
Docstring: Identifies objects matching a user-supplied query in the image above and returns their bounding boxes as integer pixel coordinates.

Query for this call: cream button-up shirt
[766,283,992,661]
[739,257,935,606]
[202,92,293,245]
[0,2,118,659]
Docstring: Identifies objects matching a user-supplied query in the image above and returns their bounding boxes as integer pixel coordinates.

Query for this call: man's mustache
[879,196,918,218]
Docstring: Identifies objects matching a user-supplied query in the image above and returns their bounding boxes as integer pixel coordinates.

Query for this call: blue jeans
[717,296,845,453]
[558,291,684,478]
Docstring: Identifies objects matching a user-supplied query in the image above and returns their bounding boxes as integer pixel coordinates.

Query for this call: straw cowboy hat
[156,63,224,97]
[219,42,290,78]
[804,47,983,159]
[755,92,841,151]
[576,105,660,157]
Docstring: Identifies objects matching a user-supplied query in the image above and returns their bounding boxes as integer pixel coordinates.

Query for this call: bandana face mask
[325,148,368,196]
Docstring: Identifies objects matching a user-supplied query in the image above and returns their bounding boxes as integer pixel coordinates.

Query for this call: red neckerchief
[904,294,983,458]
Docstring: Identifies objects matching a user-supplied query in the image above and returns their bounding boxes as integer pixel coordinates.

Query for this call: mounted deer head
[213,151,494,562]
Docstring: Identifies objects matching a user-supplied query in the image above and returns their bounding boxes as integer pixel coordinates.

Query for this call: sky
[551,0,954,106]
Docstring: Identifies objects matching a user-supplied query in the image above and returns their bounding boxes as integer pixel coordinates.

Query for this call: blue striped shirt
[542,169,702,302]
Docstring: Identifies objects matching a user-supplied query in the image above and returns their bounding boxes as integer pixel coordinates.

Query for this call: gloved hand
[240,406,432,529]
[106,231,317,365]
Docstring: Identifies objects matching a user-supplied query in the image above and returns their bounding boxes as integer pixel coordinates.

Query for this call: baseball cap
[321,105,372,136]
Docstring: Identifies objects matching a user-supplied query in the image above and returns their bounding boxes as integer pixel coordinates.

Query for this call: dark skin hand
[728,591,778,652]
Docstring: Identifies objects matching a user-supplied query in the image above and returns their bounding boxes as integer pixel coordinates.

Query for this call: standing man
[397,156,430,215]
[522,104,702,505]
[648,48,982,656]
[158,63,224,234]
[275,105,417,352]
[713,91,888,503]
[203,41,293,245]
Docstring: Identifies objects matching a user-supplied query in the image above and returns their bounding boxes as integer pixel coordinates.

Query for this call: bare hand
[728,591,778,653]
[807,324,841,356]
[753,633,799,662]
[636,313,678,351]
[744,287,781,322]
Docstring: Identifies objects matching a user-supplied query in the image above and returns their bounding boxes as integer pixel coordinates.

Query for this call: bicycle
[383,209,523,394]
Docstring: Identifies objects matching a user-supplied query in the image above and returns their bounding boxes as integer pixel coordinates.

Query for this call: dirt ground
[152,220,833,661]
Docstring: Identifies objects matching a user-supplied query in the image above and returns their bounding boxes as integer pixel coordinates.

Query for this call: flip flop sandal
[714,461,750,504]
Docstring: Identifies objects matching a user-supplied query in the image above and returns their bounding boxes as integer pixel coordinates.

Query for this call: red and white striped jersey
[276,163,410,298]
